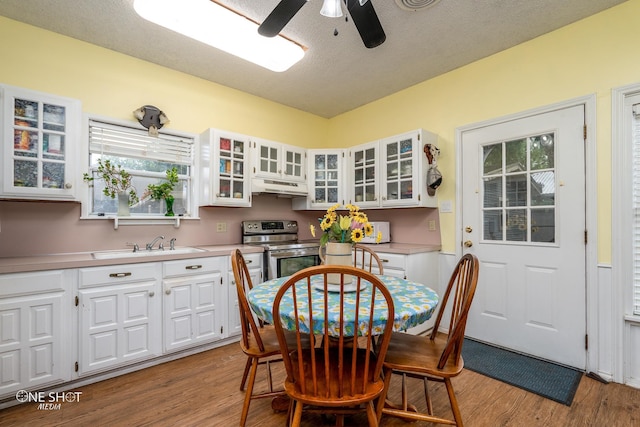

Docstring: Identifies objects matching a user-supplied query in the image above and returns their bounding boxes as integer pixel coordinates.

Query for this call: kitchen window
[83,118,196,219]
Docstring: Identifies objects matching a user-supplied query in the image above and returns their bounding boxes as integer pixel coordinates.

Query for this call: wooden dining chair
[375,253,479,427]
[231,249,288,426]
[272,265,395,427]
[353,244,384,275]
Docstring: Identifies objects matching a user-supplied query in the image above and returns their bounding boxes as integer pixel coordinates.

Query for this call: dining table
[247,273,440,337]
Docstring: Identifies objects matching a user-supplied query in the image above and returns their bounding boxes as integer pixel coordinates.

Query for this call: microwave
[361,221,390,244]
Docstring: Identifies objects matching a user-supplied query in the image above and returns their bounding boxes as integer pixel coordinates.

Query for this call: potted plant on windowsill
[83,159,139,216]
[145,167,179,216]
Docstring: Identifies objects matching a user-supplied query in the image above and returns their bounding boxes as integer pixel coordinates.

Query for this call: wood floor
[2,342,639,427]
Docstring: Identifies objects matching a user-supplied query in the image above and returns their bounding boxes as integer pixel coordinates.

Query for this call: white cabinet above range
[251,137,308,196]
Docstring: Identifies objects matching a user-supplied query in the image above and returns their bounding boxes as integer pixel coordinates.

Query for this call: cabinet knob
[165,289,171,295]
[149,291,155,297]
[65,183,72,189]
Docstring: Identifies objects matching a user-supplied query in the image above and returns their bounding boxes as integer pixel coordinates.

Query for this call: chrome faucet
[146,235,165,251]
[169,238,177,250]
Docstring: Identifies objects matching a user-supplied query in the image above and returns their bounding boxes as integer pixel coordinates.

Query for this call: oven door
[267,247,321,279]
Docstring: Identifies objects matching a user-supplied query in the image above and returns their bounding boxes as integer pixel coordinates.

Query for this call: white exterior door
[460,104,586,369]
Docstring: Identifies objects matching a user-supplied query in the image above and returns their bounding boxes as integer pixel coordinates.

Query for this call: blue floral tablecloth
[247,274,439,337]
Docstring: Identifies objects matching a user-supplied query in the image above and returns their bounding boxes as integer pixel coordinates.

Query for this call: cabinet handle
[381,259,389,263]
[109,272,132,278]
[185,265,202,270]
[246,260,253,264]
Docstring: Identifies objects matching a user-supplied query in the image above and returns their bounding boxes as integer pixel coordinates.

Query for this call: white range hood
[251,178,308,197]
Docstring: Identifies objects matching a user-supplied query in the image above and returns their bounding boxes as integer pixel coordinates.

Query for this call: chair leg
[444,378,464,427]
[366,401,379,427]
[423,377,433,415]
[375,367,393,423]
[240,357,251,391]
[240,357,259,427]
[291,399,303,427]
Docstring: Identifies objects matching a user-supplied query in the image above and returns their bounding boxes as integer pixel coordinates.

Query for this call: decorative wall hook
[133,105,170,137]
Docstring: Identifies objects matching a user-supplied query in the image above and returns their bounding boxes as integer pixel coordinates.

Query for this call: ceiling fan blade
[258,0,308,37]
[345,0,386,48]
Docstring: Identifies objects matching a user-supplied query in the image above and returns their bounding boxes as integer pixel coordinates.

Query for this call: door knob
[464,240,473,247]
[465,226,472,233]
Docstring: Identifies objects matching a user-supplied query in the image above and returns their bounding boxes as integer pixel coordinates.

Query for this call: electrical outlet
[216,222,227,232]
[428,220,436,231]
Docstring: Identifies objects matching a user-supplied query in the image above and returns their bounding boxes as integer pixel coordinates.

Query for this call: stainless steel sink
[92,247,206,260]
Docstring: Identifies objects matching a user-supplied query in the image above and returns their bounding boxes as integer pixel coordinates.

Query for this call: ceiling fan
[258,0,386,49]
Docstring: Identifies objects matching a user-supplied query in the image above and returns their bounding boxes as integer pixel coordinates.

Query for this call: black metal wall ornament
[132,105,170,137]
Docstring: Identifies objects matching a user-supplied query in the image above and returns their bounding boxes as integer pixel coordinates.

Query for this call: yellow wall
[2,0,639,261]
[0,16,327,147]
[329,0,640,260]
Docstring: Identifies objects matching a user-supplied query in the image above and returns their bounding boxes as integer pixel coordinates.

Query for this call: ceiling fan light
[133,0,304,72]
[320,0,343,18]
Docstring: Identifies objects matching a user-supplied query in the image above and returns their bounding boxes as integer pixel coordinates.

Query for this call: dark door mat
[462,338,583,406]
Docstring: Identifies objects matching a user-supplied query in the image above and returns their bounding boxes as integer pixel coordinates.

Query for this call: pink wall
[0,196,441,258]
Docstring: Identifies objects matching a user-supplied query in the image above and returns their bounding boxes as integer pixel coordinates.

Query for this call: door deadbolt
[464,240,473,247]
[465,226,472,233]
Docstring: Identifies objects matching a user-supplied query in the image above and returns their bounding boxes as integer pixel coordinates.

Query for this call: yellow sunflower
[351,228,364,242]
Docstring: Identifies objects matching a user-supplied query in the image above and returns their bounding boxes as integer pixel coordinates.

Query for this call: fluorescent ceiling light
[133,0,305,72]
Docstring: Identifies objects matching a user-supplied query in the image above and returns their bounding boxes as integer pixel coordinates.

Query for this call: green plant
[146,167,179,202]
[83,159,139,205]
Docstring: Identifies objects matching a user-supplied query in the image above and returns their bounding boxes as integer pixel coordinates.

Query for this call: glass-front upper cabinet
[1,84,81,200]
[292,149,344,210]
[348,141,379,208]
[200,128,250,207]
[251,138,306,182]
[379,129,438,208]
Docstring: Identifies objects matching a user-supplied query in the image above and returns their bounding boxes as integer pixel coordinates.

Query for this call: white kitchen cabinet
[374,250,439,335]
[77,263,162,376]
[227,252,263,338]
[348,141,379,208]
[200,129,251,207]
[163,257,225,352]
[251,138,306,183]
[292,149,346,210]
[0,84,81,200]
[345,129,438,208]
[0,270,72,399]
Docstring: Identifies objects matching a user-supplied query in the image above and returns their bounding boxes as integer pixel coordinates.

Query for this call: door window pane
[531,208,555,243]
[481,133,556,244]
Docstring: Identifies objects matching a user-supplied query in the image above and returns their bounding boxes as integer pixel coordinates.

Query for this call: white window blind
[89,119,193,164]
[632,103,640,315]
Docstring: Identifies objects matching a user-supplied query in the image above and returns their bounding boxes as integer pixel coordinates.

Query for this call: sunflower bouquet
[310,204,382,246]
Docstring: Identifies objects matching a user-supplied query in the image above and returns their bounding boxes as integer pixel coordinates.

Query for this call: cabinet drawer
[0,270,68,296]
[376,252,406,271]
[164,257,225,278]
[227,252,262,270]
[79,263,160,288]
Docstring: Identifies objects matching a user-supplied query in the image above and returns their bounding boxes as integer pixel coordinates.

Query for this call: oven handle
[268,248,320,259]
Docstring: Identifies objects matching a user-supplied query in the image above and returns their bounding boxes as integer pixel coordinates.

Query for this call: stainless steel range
[242,220,321,280]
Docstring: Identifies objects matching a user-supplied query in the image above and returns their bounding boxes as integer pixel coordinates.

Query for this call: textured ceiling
[0,0,626,118]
